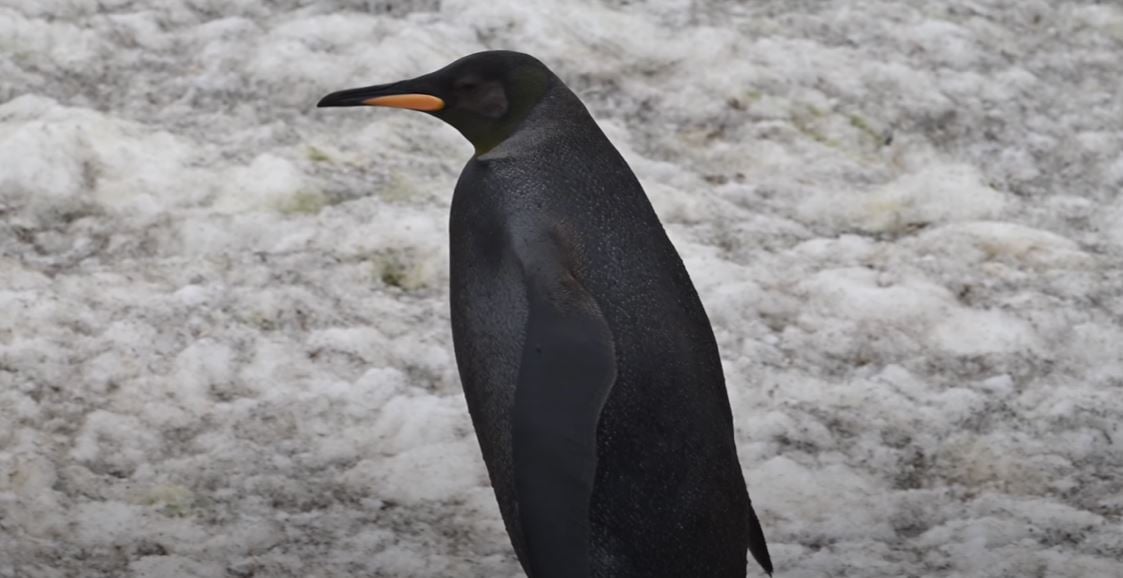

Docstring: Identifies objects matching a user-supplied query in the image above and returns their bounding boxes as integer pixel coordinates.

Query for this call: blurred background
[1,1,1121,576]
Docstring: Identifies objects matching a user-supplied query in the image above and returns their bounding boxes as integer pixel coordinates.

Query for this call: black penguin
[319,51,772,578]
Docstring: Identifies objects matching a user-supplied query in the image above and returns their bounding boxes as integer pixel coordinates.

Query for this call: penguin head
[318,51,551,154]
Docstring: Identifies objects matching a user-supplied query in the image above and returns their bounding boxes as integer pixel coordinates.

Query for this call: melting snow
[2,1,1122,577]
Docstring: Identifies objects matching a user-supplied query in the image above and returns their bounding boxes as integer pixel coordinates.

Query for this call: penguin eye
[453,78,508,118]
[455,79,480,92]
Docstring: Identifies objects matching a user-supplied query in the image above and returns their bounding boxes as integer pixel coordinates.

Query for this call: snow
[2,0,1122,577]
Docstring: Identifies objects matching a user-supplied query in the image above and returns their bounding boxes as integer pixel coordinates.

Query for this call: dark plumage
[319,50,772,578]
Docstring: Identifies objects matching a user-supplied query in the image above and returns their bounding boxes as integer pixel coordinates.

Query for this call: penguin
[318,50,772,578]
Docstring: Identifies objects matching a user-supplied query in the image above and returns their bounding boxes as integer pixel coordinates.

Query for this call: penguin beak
[317,81,445,112]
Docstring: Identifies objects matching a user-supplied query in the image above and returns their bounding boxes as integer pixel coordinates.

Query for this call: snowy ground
[2,0,1122,576]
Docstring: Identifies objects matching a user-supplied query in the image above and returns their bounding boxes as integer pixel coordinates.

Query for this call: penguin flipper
[511,237,616,578]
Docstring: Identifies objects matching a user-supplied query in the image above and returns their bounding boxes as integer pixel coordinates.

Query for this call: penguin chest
[448,212,529,539]
[449,232,527,412]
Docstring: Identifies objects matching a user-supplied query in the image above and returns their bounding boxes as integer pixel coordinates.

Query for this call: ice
[2,0,1122,577]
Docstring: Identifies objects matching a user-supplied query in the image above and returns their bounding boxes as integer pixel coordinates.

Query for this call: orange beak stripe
[362,94,445,111]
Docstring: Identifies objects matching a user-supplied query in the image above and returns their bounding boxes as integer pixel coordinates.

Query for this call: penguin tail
[747,504,773,576]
